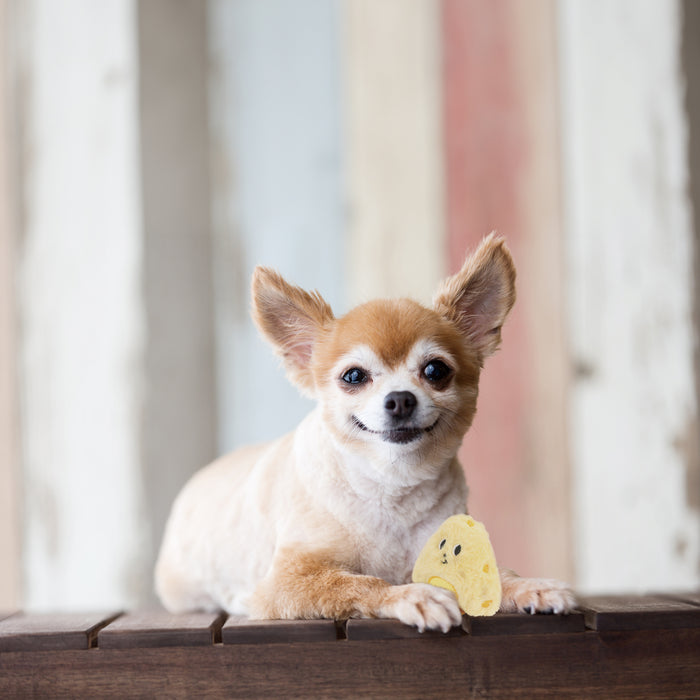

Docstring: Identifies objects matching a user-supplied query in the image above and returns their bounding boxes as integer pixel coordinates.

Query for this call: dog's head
[252,234,516,469]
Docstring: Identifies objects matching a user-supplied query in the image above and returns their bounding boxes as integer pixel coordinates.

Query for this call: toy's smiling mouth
[351,416,439,444]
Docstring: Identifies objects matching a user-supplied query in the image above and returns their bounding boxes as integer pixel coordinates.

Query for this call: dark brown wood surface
[0,595,699,698]
[1,627,699,698]
[346,617,466,640]
[0,611,121,652]
[222,615,339,644]
[665,590,700,606]
[467,610,586,636]
[578,594,700,631]
[98,610,225,649]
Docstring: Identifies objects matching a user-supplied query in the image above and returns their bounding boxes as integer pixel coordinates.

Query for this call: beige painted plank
[342,0,446,306]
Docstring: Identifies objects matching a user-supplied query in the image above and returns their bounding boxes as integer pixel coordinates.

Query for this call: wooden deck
[1,594,699,698]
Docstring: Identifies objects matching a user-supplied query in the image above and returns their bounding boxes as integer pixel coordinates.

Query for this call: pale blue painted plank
[209,0,345,451]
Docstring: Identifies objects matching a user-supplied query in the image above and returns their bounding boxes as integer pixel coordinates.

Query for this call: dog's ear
[433,233,516,360]
[252,267,335,396]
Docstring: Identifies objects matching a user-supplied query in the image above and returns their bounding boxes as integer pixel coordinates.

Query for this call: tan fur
[155,235,574,631]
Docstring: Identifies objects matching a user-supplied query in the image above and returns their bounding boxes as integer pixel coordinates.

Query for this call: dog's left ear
[433,233,516,361]
[252,267,335,396]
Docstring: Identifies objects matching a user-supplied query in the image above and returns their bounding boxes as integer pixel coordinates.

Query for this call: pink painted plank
[441,0,533,576]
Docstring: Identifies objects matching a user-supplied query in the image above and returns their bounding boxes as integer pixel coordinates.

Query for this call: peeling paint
[18,0,146,611]
[561,0,700,593]
[672,415,700,513]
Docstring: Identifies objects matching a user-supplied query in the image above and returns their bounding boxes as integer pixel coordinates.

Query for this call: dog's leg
[247,549,463,632]
[498,568,576,614]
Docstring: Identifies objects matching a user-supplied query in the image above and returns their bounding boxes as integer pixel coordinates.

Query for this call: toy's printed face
[439,535,463,566]
[412,514,501,616]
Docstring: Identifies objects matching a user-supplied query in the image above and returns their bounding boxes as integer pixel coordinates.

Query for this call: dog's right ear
[252,267,335,396]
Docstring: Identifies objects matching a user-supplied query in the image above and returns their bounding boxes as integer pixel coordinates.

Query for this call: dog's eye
[439,538,446,550]
[453,544,462,556]
[342,368,368,385]
[423,360,451,383]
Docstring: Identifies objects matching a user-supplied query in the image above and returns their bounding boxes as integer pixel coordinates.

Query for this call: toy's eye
[423,360,451,383]
[439,538,446,550]
[342,368,368,385]
[453,544,462,556]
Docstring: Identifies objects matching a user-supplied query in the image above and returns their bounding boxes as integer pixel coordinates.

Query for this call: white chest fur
[293,413,469,584]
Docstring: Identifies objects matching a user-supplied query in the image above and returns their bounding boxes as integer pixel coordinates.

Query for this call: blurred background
[0,0,698,612]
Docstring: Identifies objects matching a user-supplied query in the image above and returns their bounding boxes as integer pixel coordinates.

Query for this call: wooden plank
[0,612,18,623]
[0,612,121,651]
[442,0,571,584]
[0,628,699,698]
[343,0,445,307]
[346,618,465,641]
[661,591,700,607]
[98,610,225,649]
[467,611,586,636]
[580,595,700,631]
[222,616,339,645]
[0,0,21,614]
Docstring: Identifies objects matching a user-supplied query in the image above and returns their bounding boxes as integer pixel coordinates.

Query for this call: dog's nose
[384,391,417,419]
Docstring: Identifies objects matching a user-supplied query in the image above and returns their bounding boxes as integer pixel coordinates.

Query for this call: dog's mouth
[351,416,439,444]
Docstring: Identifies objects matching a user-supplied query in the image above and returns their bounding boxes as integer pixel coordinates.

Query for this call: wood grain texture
[441,0,571,583]
[346,617,465,641]
[98,610,225,649]
[342,0,446,306]
[1,628,699,698]
[579,594,700,631]
[665,591,700,606]
[467,611,585,636]
[222,616,339,644]
[0,612,121,651]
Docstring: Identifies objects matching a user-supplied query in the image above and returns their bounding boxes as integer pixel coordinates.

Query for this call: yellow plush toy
[412,514,501,616]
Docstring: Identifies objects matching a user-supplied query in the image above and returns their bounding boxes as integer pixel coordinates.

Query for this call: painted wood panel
[208,0,345,453]
[442,0,570,580]
[0,0,20,611]
[559,0,700,592]
[137,0,217,603]
[15,0,146,609]
[343,0,446,306]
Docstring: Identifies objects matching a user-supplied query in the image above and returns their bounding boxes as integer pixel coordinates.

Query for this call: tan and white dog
[155,234,574,632]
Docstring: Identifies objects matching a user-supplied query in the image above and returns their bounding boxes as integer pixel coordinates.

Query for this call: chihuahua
[155,234,574,631]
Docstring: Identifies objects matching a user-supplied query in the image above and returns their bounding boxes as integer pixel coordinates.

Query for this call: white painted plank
[0,0,20,611]
[16,0,146,609]
[560,0,699,592]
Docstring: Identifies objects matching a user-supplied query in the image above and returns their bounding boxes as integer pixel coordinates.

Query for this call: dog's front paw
[499,570,576,615]
[381,583,463,633]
